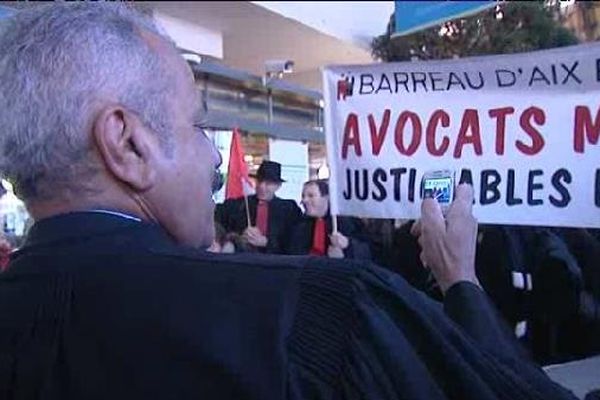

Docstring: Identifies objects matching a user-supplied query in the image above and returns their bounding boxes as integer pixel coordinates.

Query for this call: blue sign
[394,1,495,36]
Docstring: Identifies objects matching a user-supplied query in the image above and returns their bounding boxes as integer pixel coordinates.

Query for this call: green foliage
[372,1,578,62]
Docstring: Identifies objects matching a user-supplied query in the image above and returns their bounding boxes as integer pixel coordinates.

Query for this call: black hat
[251,160,285,183]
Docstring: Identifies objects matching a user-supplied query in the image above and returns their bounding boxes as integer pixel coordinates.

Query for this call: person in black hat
[216,160,302,254]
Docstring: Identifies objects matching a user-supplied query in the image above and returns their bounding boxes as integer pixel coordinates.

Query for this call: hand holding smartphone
[420,170,455,215]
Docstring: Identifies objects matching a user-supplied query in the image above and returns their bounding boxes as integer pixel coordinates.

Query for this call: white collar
[86,209,142,222]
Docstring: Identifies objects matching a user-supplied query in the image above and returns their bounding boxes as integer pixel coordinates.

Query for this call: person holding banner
[286,179,371,259]
[217,160,301,254]
[0,3,577,399]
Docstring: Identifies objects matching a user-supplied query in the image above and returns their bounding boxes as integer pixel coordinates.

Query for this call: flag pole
[323,161,338,233]
[244,194,252,228]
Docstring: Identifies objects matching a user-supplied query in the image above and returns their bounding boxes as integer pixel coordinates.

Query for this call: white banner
[323,43,600,228]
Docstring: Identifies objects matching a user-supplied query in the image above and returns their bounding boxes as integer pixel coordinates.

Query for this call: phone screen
[423,177,452,203]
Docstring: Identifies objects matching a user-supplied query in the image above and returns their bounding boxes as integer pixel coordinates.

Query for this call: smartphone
[420,170,455,215]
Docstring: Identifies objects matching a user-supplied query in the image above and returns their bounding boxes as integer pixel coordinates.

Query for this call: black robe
[216,195,302,254]
[286,215,371,260]
[0,212,576,399]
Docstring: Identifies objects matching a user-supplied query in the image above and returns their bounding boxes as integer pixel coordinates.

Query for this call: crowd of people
[0,2,596,399]
[213,161,370,260]
[213,160,600,365]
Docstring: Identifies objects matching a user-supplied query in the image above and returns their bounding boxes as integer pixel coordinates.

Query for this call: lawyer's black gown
[0,212,575,399]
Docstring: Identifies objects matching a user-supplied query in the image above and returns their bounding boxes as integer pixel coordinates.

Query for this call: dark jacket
[476,226,592,364]
[286,215,371,260]
[216,195,301,254]
[0,213,576,400]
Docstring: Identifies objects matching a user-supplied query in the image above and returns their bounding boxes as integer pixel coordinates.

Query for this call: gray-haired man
[0,3,575,400]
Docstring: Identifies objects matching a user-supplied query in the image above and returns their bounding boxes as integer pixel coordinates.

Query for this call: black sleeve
[215,200,230,232]
[284,219,307,256]
[340,218,372,260]
[288,262,577,400]
[280,202,303,254]
[345,238,372,260]
[217,199,247,235]
[289,202,302,223]
[443,281,530,361]
[215,202,227,230]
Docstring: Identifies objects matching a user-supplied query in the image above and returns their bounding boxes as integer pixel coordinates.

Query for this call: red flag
[225,128,253,200]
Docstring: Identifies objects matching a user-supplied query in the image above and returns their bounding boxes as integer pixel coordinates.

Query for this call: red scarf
[256,200,269,236]
[309,217,327,256]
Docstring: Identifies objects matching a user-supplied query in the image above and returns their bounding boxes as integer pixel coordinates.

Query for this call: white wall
[153,11,224,58]
[269,139,309,205]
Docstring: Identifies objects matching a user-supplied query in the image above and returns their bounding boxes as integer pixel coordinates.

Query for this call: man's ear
[92,106,158,192]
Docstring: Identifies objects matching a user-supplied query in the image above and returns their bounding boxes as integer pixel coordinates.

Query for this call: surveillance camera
[265,59,294,75]
[182,53,202,65]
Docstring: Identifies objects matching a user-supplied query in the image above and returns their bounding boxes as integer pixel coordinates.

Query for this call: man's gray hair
[0,2,176,201]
